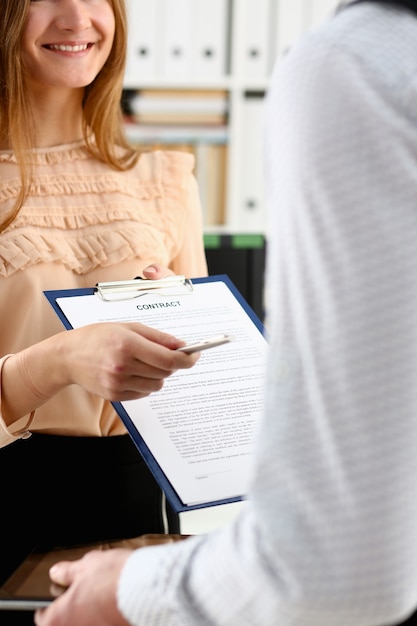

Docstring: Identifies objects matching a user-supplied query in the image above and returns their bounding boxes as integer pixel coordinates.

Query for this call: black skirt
[0,432,168,586]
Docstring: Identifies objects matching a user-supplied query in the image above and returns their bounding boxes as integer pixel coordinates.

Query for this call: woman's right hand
[59,322,199,402]
[1,323,199,425]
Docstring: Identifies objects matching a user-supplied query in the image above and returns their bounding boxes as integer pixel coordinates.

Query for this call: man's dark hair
[347,0,417,13]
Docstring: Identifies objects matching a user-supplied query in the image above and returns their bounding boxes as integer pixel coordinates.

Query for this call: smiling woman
[0,1,208,619]
[23,0,115,93]
[28,1,417,626]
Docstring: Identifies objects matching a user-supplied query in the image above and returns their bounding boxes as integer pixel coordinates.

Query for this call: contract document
[45,275,268,531]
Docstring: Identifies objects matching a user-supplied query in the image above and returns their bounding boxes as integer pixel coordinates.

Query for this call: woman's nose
[55,0,92,32]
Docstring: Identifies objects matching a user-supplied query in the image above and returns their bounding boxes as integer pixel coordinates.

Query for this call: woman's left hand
[141,263,175,280]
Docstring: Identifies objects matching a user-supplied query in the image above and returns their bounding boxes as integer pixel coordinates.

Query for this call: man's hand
[34,549,132,626]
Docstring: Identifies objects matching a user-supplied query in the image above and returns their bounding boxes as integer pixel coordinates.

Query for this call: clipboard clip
[94,275,194,302]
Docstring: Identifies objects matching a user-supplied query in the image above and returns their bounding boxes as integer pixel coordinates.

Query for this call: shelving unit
[122,0,340,321]
[123,0,340,236]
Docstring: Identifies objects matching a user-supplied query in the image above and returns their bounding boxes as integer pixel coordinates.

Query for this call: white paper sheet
[55,280,268,506]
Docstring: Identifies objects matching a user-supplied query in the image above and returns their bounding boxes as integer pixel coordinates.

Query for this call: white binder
[241,0,272,79]
[236,94,266,231]
[309,0,339,28]
[191,0,228,79]
[161,0,193,78]
[124,0,163,81]
[275,0,308,59]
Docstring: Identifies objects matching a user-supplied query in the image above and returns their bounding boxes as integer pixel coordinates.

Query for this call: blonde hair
[0,0,138,233]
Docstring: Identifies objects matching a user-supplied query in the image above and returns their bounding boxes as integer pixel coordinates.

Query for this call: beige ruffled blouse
[0,142,208,446]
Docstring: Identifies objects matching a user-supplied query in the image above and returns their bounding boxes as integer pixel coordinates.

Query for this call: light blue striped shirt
[118,4,417,623]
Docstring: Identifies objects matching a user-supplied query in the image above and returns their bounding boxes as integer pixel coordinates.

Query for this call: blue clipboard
[44,275,266,515]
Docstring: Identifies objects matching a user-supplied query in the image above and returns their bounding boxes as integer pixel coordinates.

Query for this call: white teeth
[49,44,88,52]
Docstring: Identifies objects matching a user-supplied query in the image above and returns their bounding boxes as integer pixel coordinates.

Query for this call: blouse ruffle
[0,142,91,165]
[0,145,196,277]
